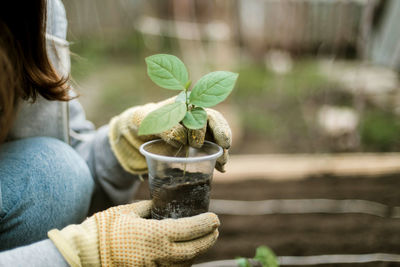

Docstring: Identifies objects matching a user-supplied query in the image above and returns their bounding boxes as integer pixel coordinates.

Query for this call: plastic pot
[140,139,222,219]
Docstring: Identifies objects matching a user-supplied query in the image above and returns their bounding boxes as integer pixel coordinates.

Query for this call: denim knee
[0,137,94,250]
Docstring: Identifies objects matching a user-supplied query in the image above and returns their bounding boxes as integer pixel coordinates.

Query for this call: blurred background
[63,0,400,265]
[65,0,400,155]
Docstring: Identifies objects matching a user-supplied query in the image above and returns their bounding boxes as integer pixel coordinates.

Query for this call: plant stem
[183,144,189,178]
[184,80,191,109]
[182,80,191,178]
[185,90,189,110]
[174,144,183,157]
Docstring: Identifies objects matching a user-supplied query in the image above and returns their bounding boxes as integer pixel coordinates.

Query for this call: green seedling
[138,54,238,136]
[236,246,279,267]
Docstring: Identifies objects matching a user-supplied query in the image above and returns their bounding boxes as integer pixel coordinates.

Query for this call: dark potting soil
[150,168,211,219]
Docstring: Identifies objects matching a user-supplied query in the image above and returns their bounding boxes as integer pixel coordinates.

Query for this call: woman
[0,0,231,266]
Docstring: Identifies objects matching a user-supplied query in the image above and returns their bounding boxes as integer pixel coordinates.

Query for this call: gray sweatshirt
[0,0,140,265]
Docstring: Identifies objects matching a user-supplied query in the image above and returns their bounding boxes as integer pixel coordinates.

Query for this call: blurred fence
[64,0,369,53]
[63,0,143,38]
[370,0,400,71]
[238,0,368,55]
[64,0,400,70]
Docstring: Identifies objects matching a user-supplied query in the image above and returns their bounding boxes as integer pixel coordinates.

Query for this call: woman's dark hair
[0,0,70,143]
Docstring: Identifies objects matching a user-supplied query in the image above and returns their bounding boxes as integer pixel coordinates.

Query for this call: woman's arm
[69,98,142,212]
[0,240,68,267]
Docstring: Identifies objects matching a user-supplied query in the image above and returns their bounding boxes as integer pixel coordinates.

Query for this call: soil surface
[150,168,211,219]
[135,173,400,266]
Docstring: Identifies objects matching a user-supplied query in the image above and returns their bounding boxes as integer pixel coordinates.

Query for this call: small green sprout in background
[236,246,279,267]
[138,54,238,136]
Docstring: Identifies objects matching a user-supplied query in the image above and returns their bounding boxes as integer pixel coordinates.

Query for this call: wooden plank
[214,153,400,182]
[209,199,390,217]
[194,253,400,266]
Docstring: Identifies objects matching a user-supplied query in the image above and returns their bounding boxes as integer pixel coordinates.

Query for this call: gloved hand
[48,200,220,267]
[109,97,232,174]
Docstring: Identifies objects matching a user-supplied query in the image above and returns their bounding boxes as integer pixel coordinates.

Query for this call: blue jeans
[0,137,94,251]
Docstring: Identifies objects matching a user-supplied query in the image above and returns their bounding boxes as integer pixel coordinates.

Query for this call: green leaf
[145,54,189,90]
[236,257,251,267]
[185,80,192,89]
[175,91,190,104]
[138,102,187,135]
[190,71,238,108]
[182,107,207,129]
[254,246,279,267]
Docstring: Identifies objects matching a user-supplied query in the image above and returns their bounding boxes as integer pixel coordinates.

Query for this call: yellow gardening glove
[109,97,232,174]
[48,200,220,267]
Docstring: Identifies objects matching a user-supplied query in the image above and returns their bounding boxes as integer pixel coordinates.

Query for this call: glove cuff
[109,115,148,175]
[48,217,100,267]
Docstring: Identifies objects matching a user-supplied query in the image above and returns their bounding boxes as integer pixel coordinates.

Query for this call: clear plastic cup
[140,139,223,219]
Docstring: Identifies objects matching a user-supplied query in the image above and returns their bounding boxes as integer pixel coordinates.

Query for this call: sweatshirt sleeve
[0,240,69,267]
[47,0,142,211]
[69,99,142,212]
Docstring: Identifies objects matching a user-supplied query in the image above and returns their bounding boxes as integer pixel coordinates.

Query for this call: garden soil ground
[135,174,400,266]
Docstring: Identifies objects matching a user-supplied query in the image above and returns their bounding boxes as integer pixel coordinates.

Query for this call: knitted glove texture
[109,97,232,174]
[49,200,220,267]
